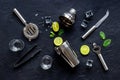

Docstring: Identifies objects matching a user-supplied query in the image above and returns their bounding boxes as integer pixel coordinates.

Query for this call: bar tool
[59,8,76,27]
[92,43,108,71]
[13,8,39,41]
[14,44,41,68]
[82,10,109,39]
[55,40,79,68]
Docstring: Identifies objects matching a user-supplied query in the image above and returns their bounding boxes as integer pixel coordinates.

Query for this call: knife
[81,10,109,39]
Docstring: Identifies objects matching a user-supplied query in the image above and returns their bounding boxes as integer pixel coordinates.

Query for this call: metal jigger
[59,8,76,27]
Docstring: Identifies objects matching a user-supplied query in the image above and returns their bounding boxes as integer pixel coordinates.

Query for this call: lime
[54,37,63,46]
[52,21,59,32]
[80,45,90,55]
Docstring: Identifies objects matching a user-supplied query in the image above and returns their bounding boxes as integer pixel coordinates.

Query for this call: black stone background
[0,0,120,80]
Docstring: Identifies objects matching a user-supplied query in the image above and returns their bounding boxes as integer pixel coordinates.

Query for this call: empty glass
[40,55,53,70]
[9,39,25,52]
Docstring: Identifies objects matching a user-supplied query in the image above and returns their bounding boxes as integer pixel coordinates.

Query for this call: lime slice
[54,37,63,46]
[52,22,59,32]
[80,45,90,55]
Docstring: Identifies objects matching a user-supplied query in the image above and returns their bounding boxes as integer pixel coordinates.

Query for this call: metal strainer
[13,8,39,41]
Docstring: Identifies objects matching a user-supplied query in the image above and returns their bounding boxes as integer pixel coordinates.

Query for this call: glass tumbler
[40,55,53,70]
[9,39,25,52]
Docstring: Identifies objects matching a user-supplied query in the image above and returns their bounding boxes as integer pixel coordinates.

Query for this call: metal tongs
[14,44,41,68]
[55,41,79,68]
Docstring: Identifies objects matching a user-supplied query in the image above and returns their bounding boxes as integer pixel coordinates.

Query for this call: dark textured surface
[0,0,120,80]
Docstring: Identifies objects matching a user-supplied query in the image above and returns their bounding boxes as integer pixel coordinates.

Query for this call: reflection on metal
[55,40,79,68]
[59,8,76,27]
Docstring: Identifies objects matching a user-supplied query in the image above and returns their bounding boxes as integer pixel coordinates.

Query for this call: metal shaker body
[59,8,76,27]
[55,41,79,68]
